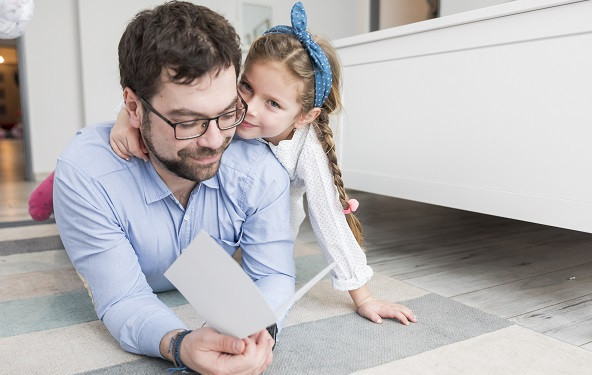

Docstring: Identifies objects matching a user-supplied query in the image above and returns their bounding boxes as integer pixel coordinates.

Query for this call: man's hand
[170,327,274,375]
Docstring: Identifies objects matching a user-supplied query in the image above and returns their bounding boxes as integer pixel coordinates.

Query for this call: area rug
[1,220,591,374]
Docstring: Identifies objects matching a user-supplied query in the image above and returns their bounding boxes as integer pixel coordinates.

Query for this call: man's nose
[195,120,227,150]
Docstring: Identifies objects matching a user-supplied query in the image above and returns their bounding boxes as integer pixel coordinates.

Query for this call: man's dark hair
[118,1,241,101]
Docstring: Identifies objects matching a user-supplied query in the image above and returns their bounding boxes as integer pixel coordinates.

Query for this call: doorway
[0,39,30,182]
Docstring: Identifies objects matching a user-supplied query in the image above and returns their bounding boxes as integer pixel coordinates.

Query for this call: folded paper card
[164,230,336,338]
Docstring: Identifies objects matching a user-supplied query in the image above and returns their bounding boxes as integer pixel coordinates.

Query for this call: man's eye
[177,120,206,128]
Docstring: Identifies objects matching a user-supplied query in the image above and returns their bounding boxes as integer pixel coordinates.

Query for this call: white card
[164,230,335,338]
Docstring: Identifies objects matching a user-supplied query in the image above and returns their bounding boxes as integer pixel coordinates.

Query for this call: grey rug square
[266,293,512,374]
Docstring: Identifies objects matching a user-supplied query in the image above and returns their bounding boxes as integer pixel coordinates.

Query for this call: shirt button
[183,215,189,221]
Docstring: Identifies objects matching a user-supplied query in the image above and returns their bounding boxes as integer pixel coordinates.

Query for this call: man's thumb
[217,335,245,354]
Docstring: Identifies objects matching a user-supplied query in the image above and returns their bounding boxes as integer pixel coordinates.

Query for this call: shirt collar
[142,161,219,204]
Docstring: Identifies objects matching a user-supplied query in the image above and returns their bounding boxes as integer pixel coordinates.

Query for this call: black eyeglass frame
[139,95,248,140]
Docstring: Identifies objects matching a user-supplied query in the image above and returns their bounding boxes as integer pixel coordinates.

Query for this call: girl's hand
[356,297,417,325]
[109,107,149,162]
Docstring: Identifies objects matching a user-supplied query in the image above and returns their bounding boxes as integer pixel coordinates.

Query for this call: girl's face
[237,60,309,145]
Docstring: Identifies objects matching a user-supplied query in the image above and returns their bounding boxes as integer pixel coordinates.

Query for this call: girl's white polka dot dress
[266,124,373,291]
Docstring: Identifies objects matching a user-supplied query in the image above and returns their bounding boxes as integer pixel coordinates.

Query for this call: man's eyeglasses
[140,95,248,140]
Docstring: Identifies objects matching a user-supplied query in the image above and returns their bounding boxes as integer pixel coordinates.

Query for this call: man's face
[140,67,238,182]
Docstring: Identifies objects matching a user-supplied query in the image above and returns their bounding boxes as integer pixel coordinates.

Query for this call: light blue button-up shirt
[54,122,295,358]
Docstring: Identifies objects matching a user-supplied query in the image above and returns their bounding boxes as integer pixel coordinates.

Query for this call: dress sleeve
[298,127,373,291]
[53,159,186,358]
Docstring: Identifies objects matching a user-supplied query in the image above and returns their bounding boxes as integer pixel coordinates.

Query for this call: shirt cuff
[137,309,187,358]
[331,265,374,291]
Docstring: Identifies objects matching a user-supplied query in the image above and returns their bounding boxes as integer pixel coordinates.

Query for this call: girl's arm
[298,126,416,325]
[110,107,149,162]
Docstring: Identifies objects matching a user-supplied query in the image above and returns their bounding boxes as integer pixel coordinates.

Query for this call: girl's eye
[240,82,253,93]
[269,100,280,109]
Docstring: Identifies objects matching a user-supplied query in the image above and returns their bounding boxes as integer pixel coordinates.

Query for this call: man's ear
[123,88,143,129]
[295,108,321,129]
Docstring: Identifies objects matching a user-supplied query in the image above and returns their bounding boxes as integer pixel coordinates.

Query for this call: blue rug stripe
[0,289,97,338]
[0,218,55,228]
[0,235,64,256]
[295,253,331,285]
[0,289,188,338]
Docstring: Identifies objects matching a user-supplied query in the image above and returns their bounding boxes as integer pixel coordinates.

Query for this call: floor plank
[402,239,592,297]
[511,294,592,346]
[452,261,592,319]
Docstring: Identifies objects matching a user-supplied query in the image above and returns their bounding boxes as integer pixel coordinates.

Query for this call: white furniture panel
[334,0,592,233]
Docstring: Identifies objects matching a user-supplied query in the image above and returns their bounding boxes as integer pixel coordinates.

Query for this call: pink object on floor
[29,171,55,221]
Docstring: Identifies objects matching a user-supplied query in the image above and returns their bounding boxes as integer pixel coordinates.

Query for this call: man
[54,2,294,373]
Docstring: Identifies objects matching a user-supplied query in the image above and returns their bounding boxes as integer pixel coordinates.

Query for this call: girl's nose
[245,98,258,117]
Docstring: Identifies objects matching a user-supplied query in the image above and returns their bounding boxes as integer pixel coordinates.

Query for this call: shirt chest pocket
[201,207,244,256]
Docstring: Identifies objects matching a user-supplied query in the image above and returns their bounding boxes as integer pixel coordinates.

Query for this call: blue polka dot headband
[263,2,333,108]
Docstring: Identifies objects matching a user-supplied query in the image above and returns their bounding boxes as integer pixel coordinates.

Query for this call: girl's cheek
[236,125,254,140]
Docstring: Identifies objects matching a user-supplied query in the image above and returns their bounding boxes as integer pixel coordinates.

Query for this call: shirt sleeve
[237,160,296,325]
[298,127,373,291]
[53,159,186,358]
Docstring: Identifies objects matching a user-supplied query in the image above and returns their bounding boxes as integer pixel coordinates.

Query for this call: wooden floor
[1,137,591,351]
[0,138,35,222]
[0,138,26,183]
[298,191,592,352]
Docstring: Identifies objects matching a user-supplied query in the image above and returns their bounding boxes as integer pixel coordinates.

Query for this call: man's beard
[142,120,232,182]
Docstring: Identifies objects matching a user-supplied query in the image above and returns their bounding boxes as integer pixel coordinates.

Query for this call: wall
[76,0,235,128]
[334,0,592,233]
[379,0,433,28]
[440,0,516,16]
[77,0,368,128]
[21,0,83,178]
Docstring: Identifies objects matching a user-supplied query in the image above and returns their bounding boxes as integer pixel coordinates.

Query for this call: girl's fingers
[394,311,410,325]
[127,138,149,161]
[358,305,383,324]
[379,303,417,324]
[111,139,130,160]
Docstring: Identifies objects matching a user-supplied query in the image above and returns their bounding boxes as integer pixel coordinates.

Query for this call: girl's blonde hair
[245,33,364,247]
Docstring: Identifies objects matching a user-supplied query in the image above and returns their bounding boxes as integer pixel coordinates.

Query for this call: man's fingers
[252,330,274,373]
[259,345,274,374]
[201,328,245,354]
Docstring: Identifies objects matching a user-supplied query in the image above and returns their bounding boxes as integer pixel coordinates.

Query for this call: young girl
[29,2,417,326]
